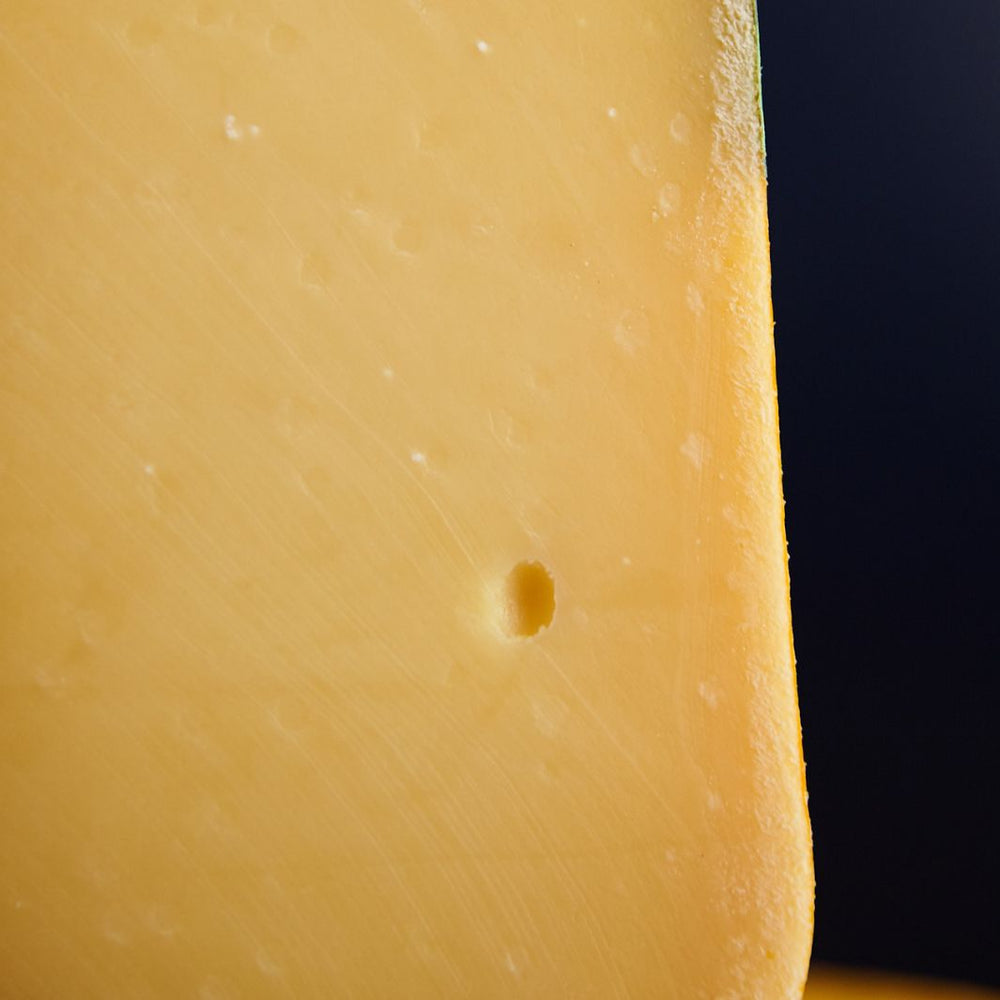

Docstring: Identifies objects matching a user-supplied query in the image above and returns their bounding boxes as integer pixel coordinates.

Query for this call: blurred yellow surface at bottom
[806,967,1000,1000]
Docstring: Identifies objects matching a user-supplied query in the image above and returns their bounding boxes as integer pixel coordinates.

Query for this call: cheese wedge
[806,968,1000,1000]
[0,0,812,995]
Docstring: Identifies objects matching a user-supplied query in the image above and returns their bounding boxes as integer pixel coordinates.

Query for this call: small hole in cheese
[502,561,555,638]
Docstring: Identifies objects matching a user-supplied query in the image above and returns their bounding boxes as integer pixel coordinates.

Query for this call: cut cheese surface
[0,1,812,996]
[805,968,1000,1000]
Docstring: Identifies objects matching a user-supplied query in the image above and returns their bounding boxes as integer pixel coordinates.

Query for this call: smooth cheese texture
[0,1,812,996]
[805,968,1000,1000]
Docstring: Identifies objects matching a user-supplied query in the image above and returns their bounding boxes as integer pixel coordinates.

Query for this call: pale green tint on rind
[753,0,767,177]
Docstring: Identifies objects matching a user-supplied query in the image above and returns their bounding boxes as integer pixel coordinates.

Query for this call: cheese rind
[0,1,812,996]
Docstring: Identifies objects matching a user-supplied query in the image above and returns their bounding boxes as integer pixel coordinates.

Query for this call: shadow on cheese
[501,560,556,638]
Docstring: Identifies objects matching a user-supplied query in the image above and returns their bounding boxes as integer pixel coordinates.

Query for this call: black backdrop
[757,0,1000,988]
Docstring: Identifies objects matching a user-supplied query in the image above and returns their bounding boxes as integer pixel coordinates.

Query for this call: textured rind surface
[702,3,813,996]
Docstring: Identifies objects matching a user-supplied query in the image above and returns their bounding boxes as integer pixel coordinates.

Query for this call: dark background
[757,0,999,988]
